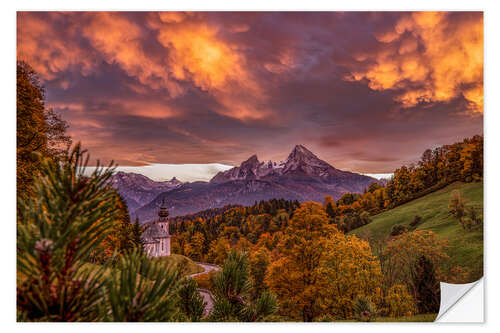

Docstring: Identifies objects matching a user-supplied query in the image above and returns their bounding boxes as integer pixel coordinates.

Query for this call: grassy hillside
[351,182,483,282]
[74,254,203,281]
[151,254,204,276]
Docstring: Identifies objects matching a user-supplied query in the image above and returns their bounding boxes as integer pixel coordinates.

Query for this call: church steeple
[158,198,169,221]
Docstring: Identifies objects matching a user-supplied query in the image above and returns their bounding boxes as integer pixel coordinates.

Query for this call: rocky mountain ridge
[121,145,378,221]
[108,171,182,212]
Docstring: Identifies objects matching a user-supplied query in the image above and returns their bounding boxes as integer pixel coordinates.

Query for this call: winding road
[189,262,220,316]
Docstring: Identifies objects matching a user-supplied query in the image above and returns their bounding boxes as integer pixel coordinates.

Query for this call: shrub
[390,224,408,237]
[465,206,483,229]
[448,190,466,219]
[193,272,215,291]
[459,216,474,231]
[352,296,376,322]
[409,215,422,227]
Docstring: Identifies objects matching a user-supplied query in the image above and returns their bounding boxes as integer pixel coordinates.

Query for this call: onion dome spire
[158,198,169,219]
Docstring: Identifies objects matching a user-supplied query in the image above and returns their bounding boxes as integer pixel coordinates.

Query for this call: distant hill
[350,181,483,282]
[133,145,377,221]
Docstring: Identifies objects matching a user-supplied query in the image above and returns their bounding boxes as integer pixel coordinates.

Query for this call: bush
[352,296,376,322]
[193,272,215,291]
[409,215,422,227]
[459,216,474,231]
[448,190,466,219]
[465,206,483,230]
[390,224,408,237]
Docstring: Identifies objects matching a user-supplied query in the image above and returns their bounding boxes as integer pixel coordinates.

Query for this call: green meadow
[351,182,483,282]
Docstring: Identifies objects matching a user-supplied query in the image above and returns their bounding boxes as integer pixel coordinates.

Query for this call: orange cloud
[153,15,268,120]
[17,12,96,79]
[347,12,483,114]
[81,12,184,98]
[18,12,270,122]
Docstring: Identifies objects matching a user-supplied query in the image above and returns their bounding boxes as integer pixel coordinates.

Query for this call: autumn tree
[17,61,71,201]
[249,247,271,300]
[265,202,337,321]
[207,237,231,266]
[385,284,416,317]
[380,230,449,297]
[323,195,337,222]
[320,233,383,319]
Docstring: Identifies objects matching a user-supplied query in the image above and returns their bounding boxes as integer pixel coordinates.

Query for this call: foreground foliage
[17,146,204,321]
[210,250,278,322]
[17,146,118,321]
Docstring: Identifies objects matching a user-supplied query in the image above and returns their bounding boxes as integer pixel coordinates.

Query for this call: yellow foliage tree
[320,233,383,319]
[265,202,381,321]
[385,284,416,317]
[265,202,335,321]
[206,237,231,266]
[186,232,205,261]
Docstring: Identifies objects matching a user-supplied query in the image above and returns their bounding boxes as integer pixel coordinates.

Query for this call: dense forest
[170,135,483,262]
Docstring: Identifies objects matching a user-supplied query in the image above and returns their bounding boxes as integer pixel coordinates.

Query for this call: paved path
[188,262,220,317]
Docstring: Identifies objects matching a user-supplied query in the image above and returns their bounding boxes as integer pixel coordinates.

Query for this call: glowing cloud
[346,12,483,113]
[152,14,268,120]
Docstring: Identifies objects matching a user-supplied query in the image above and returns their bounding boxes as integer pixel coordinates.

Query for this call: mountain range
[110,145,377,222]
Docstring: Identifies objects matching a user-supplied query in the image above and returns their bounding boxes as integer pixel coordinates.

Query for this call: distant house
[142,199,171,257]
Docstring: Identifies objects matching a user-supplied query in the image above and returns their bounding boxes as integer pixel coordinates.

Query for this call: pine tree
[17,145,219,322]
[17,145,119,321]
[210,250,277,321]
[132,217,145,250]
[101,249,181,321]
[178,278,205,321]
[412,255,440,314]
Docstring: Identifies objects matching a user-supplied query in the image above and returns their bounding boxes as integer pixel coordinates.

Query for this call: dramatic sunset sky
[17,12,483,181]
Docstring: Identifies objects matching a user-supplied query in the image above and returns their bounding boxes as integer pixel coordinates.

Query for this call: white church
[142,199,171,257]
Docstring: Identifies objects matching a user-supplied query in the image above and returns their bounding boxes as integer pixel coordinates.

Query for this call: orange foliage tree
[265,202,382,321]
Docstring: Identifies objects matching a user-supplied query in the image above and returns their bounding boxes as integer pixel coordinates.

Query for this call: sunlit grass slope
[351,182,483,282]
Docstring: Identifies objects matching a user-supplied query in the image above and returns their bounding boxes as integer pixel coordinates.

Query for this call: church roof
[142,222,170,242]
[141,199,171,243]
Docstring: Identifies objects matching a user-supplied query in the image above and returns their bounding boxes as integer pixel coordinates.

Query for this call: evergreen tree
[17,145,188,322]
[17,145,119,321]
[178,278,205,321]
[412,255,440,314]
[210,250,277,321]
[132,217,145,250]
[101,249,181,321]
